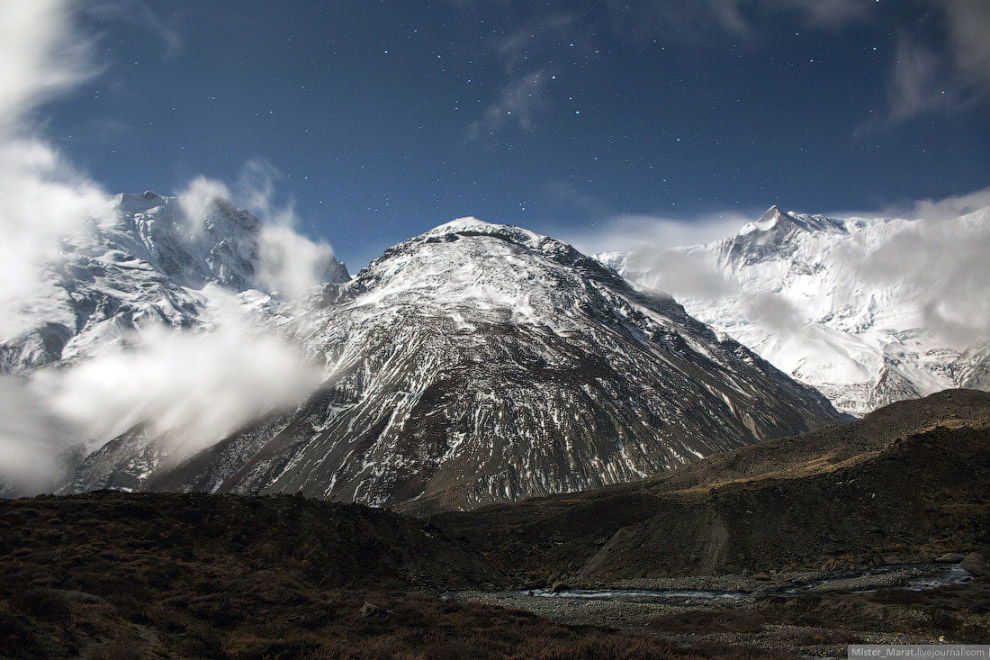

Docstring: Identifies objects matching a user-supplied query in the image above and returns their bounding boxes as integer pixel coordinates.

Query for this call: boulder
[935,552,965,563]
[359,602,387,618]
[960,552,989,576]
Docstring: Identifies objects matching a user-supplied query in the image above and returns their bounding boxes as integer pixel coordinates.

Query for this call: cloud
[34,299,322,464]
[934,0,990,89]
[467,14,575,139]
[236,160,340,299]
[0,376,64,495]
[176,176,232,235]
[0,1,112,339]
[885,35,953,122]
[909,187,990,221]
[602,0,869,45]
[744,293,805,335]
[0,2,333,494]
[175,161,340,299]
[881,1,990,124]
[468,70,551,139]
[83,1,182,59]
[624,248,734,300]
[0,140,113,338]
[0,1,100,130]
[563,211,751,256]
[765,0,869,27]
[848,202,990,347]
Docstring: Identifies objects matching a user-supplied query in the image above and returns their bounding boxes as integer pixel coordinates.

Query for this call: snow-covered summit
[72,216,843,509]
[739,206,847,236]
[599,205,990,416]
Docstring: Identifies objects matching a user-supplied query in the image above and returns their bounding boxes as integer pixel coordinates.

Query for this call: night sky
[41,1,990,268]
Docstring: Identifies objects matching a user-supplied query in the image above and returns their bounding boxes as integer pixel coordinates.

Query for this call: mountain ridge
[58,213,844,511]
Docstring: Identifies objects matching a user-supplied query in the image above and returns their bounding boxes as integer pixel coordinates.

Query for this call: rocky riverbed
[447,564,985,658]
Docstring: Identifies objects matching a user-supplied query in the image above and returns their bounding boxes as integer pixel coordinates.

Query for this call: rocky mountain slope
[598,205,990,416]
[67,216,844,511]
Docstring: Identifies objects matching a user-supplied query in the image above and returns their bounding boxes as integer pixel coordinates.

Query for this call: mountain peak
[431,216,497,232]
[373,217,594,275]
[420,216,545,248]
[738,206,846,238]
[758,204,787,225]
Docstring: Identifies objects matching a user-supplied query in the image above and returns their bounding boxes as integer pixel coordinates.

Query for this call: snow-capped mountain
[73,217,844,511]
[0,190,349,374]
[599,205,990,416]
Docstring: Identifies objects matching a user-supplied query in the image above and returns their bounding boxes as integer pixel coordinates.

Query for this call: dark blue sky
[43,1,990,268]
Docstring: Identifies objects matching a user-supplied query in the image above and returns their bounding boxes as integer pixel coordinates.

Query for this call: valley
[2,390,987,658]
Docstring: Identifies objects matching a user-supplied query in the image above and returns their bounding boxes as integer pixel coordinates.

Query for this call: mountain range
[598,205,990,415]
[1,193,843,508]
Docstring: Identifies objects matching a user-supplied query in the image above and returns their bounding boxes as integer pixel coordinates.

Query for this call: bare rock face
[89,218,844,512]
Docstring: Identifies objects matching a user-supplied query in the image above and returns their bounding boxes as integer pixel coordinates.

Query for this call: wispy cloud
[468,70,551,139]
[875,1,990,126]
[562,211,753,256]
[177,160,341,300]
[0,1,101,129]
[84,1,182,59]
[766,0,869,27]
[0,1,112,338]
[589,188,990,352]
[467,14,575,139]
[603,0,870,45]
[909,187,990,221]
[34,301,321,464]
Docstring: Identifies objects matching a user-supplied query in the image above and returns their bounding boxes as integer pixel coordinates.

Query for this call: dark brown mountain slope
[435,389,990,583]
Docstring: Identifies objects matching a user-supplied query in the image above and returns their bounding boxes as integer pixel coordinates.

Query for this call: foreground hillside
[0,492,779,660]
[437,389,990,582]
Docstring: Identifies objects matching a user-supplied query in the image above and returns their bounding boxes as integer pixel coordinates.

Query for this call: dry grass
[0,492,793,659]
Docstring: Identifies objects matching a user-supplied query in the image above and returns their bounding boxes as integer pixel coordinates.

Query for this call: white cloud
[0,0,100,130]
[176,176,232,236]
[34,301,322,463]
[881,1,990,124]
[603,0,869,45]
[909,187,990,221]
[0,1,112,339]
[885,35,952,122]
[562,212,751,256]
[848,203,990,348]
[0,376,63,495]
[176,162,340,299]
[595,189,990,352]
[0,2,334,494]
[624,248,733,300]
[236,160,339,298]
[764,0,868,27]
[83,1,182,60]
